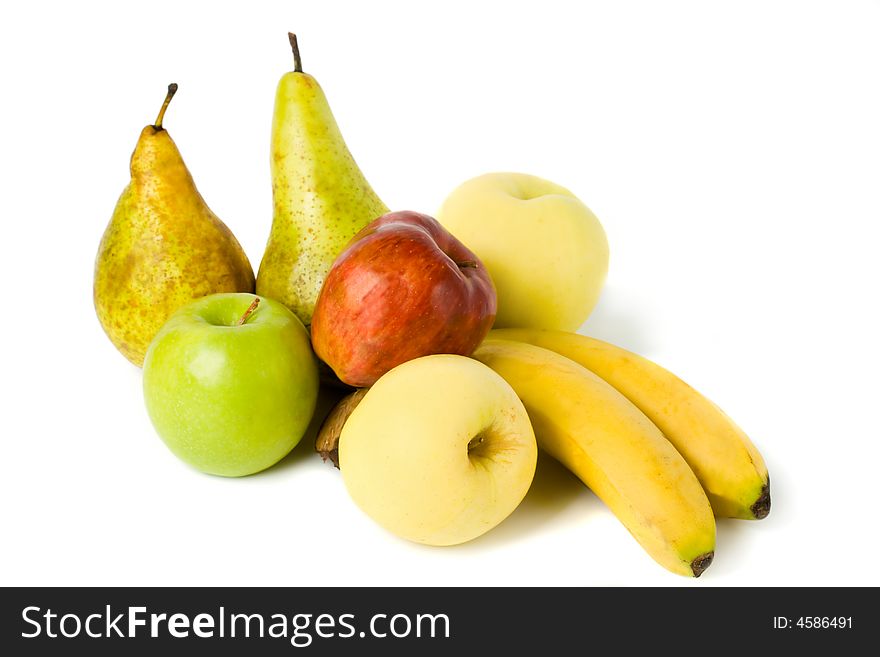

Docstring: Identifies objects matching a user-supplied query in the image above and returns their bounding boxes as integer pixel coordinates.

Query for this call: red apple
[311,211,497,387]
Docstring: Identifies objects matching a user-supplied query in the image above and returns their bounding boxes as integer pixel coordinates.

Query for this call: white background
[2,0,879,587]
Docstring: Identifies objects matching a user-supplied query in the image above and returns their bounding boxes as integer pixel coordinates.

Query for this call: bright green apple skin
[143,293,319,477]
[437,173,609,331]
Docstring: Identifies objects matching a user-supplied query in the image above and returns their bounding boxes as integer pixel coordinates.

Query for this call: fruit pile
[94,34,769,578]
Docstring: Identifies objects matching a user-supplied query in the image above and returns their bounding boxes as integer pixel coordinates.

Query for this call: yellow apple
[339,354,537,546]
[437,173,609,330]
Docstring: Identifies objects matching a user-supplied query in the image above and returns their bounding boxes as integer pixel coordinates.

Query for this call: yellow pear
[94,84,255,366]
[257,34,388,325]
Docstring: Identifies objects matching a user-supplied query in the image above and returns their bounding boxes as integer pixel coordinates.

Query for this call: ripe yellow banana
[490,328,770,520]
[472,339,716,577]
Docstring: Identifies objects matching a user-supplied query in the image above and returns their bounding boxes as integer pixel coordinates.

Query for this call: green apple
[437,173,609,331]
[339,354,537,546]
[143,293,319,477]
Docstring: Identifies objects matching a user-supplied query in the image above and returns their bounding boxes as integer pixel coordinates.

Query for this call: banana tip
[691,552,714,578]
[751,481,771,520]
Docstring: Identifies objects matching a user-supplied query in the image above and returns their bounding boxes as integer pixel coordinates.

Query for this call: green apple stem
[154,83,178,129]
[289,32,302,73]
[237,297,261,326]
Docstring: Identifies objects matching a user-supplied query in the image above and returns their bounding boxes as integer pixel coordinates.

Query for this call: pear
[257,34,389,325]
[94,84,255,366]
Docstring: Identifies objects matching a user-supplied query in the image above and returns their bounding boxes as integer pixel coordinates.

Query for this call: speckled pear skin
[257,62,388,326]
[94,119,255,367]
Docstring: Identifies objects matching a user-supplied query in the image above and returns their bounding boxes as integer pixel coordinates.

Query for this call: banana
[490,328,770,520]
[472,339,716,577]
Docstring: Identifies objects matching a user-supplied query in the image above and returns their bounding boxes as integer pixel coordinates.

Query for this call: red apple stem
[154,83,178,129]
[289,32,302,72]
[456,260,478,269]
[237,297,261,325]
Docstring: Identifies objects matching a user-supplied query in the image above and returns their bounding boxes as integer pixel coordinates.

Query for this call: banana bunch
[472,329,770,577]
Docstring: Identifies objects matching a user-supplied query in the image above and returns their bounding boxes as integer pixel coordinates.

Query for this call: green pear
[94,84,255,366]
[257,34,389,325]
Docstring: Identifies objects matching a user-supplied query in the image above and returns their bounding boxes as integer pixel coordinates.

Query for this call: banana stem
[316,389,368,467]
[750,481,771,519]
[691,552,714,578]
[154,83,178,129]
[289,32,302,72]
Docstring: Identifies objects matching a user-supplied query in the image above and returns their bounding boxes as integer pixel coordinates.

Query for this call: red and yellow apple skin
[311,211,497,387]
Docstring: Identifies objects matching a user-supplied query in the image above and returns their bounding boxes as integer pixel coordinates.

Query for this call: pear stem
[237,297,261,326]
[154,83,178,129]
[289,32,302,72]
